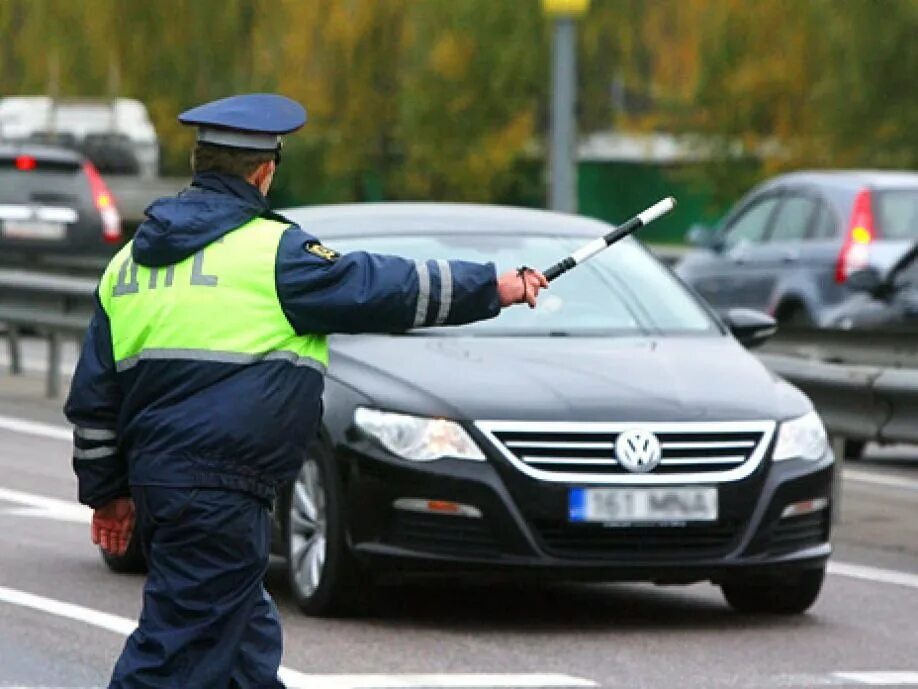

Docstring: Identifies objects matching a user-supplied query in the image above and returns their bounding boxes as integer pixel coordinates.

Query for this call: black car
[822,242,918,329]
[677,170,918,326]
[0,143,123,266]
[105,203,835,617]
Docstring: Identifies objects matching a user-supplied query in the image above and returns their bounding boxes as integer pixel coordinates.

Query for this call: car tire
[779,304,814,328]
[285,440,365,617]
[844,439,866,460]
[721,566,825,614]
[99,532,147,574]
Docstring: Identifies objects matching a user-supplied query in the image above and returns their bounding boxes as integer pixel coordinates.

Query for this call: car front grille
[533,520,741,560]
[475,420,775,484]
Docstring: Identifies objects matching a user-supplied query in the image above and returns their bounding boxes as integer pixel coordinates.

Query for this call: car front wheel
[100,530,147,574]
[721,566,825,614]
[285,441,364,616]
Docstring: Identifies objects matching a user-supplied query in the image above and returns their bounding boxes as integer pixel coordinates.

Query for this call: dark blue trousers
[109,487,286,689]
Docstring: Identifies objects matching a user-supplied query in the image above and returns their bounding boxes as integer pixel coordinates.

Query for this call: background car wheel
[99,530,147,574]
[285,441,364,616]
[721,567,824,614]
[844,439,866,460]
[777,303,813,328]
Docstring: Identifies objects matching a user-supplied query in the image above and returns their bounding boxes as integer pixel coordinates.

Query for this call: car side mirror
[845,267,884,295]
[721,308,777,349]
[686,223,713,247]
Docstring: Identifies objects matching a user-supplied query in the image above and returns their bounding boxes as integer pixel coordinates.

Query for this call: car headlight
[773,411,828,462]
[354,408,485,462]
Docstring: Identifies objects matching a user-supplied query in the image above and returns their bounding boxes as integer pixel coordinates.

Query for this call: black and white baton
[542,196,677,282]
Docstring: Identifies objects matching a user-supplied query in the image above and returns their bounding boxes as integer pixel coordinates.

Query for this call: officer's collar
[190,171,270,213]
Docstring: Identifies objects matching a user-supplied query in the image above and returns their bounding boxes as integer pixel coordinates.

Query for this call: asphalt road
[0,367,917,688]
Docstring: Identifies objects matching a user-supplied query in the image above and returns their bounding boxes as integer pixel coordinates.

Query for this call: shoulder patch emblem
[305,242,340,262]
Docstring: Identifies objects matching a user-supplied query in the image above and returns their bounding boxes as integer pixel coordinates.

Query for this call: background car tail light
[835,188,876,283]
[83,161,122,243]
[15,155,37,171]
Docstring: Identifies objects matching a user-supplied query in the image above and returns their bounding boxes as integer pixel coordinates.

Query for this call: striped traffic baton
[542,197,677,282]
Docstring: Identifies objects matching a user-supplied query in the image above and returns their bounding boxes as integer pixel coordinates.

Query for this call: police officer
[64,93,547,689]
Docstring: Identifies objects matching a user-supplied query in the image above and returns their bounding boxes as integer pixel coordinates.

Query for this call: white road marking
[828,561,918,590]
[834,671,918,685]
[0,486,90,524]
[277,673,596,688]
[844,468,918,492]
[0,414,71,442]
[0,585,595,688]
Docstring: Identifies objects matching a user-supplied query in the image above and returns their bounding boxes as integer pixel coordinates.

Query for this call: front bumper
[338,436,834,583]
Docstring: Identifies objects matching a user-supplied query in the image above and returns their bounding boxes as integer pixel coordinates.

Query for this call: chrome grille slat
[507,440,614,450]
[523,456,619,465]
[475,420,776,485]
[661,441,756,450]
[661,456,746,465]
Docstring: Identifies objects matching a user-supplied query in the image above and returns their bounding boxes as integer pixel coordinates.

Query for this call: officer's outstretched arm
[64,295,129,508]
[276,227,501,334]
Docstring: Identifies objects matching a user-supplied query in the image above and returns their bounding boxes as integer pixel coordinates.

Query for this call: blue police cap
[178,93,307,151]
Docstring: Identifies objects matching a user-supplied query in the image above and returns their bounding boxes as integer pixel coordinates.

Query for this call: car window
[876,190,918,240]
[327,234,718,336]
[724,197,779,249]
[811,203,838,239]
[0,157,87,204]
[768,196,817,242]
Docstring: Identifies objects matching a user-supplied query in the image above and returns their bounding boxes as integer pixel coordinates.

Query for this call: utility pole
[543,0,589,214]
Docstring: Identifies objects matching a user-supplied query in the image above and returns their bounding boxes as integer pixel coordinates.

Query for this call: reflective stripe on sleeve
[115,349,327,374]
[413,260,431,328]
[434,259,453,325]
[73,446,118,461]
[74,427,117,441]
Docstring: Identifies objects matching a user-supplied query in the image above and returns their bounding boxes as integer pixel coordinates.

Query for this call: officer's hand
[92,497,135,556]
[497,269,548,309]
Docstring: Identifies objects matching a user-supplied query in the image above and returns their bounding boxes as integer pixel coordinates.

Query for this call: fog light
[781,497,829,519]
[393,498,482,518]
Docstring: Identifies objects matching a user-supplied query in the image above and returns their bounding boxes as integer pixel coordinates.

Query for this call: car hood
[327,334,810,423]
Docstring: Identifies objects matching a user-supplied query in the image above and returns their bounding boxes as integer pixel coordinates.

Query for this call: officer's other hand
[497,269,548,309]
[92,497,135,556]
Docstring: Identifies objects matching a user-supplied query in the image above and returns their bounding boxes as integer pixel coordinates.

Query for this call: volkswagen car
[104,203,835,617]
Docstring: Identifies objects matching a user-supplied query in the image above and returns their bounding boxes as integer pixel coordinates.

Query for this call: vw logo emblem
[615,429,663,473]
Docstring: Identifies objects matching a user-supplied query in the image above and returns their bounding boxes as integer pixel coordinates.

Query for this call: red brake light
[82,161,122,244]
[835,188,875,283]
[15,155,37,171]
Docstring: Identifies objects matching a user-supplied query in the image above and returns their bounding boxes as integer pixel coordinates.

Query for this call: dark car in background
[676,171,918,326]
[822,242,918,330]
[0,143,122,266]
[103,204,835,619]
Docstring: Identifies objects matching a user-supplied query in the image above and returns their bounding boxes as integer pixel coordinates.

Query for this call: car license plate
[569,487,717,525]
[1,220,66,240]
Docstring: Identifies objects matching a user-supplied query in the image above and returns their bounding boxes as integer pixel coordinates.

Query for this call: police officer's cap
[178,94,307,151]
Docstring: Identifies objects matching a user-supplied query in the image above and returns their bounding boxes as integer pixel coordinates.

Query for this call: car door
[750,192,820,314]
[707,194,782,308]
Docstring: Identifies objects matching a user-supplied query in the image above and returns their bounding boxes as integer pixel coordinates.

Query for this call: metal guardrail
[0,268,96,397]
[758,328,918,446]
[108,176,187,224]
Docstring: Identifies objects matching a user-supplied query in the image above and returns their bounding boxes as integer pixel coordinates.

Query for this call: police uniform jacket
[64,172,500,506]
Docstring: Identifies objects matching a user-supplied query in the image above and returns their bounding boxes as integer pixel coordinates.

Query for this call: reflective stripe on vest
[98,217,328,373]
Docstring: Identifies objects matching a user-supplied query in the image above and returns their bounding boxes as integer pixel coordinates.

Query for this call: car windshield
[327,233,718,336]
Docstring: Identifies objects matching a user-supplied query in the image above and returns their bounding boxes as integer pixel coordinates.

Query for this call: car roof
[0,142,84,164]
[279,202,615,238]
[760,169,918,192]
